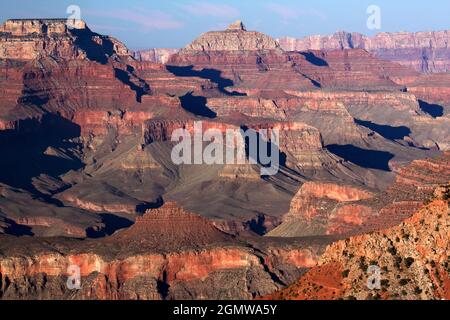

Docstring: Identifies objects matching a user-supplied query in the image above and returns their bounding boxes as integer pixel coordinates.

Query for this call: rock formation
[0,201,329,300]
[0,18,449,300]
[180,20,282,53]
[269,152,450,238]
[267,185,449,300]
[0,19,130,61]
[278,30,450,73]
[133,48,178,64]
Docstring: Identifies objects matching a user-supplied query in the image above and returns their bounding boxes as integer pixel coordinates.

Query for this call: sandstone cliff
[133,48,178,64]
[268,152,450,238]
[0,202,329,300]
[180,21,282,53]
[278,30,450,73]
[0,19,130,61]
[267,185,449,300]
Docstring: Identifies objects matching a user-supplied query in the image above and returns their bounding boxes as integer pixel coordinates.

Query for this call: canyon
[266,185,449,300]
[278,30,450,74]
[137,30,450,74]
[0,19,448,300]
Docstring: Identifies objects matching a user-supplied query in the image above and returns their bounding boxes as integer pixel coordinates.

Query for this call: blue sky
[1,0,449,49]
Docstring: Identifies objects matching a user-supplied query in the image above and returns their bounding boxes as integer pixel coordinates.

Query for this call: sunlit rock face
[267,188,450,300]
[133,48,178,64]
[180,20,282,53]
[0,19,129,60]
[0,18,449,301]
[278,30,450,73]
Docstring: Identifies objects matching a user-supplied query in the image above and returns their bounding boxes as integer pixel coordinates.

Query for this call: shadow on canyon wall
[166,65,246,96]
[241,126,287,172]
[114,67,149,103]
[355,119,411,140]
[70,28,113,64]
[418,100,444,118]
[0,113,84,194]
[179,92,217,118]
[2,217,34,236]
[327,144,394,171]
[299,52,329,67]
[88,214,134,238]
[136,196,164,214]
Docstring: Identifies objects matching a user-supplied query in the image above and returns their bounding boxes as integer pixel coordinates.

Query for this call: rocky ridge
[278,30,450,73]
[0,18,449,300]
[267,185,449,300]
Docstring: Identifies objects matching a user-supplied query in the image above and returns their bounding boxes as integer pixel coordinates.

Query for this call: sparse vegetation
[394,257,403,270]
[399,279,410,286]
[359,257,368,271]
[388,246,397,255]
[405,257,415,268]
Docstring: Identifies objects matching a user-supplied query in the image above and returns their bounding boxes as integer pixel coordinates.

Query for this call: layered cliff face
[133,48,178,64]
[291,49,418,90]
[0,18,449,301]
[180,20,282,53]
[268,153,450,238]
[0,202,329,300]
[267,182,375,237]
[285,89,449,152]
[0,183,105,238]
[0,19,130,61]
[278,30,450,73]
[407,73,450,126]
[268,186,449,300]
[168,21,317,92]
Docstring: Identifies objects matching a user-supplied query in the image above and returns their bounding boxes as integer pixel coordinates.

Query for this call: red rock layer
[289,49,418,90]
[269,153,450,238]
[131,61,217,96]
[0,19,130,61]
[109,202,232,250]
[0,201,326,299]
[267,192,449,300]
[278,30,450,73]
[407,73,450,107]
[133,48,178,64]
[268,182,375,237]
[169,50,317,91]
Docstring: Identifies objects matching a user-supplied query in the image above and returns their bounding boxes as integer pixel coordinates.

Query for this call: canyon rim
[0,1,448,306]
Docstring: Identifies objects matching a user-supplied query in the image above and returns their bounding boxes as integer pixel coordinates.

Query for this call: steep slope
[168,20,317,92]
[0,19,130,61]
[267,185,449,300]
[268,152,450,238]
[133,48,178,64]
[279,30,450,73]
[0,202,331,300]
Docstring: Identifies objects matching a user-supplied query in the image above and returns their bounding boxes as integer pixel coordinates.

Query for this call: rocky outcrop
[267,182,374,237]
[0,19,130,61]
[133,48,178,64]
[0,202,329,300]
[0,183,104,237]
[268,187,449,300]
[180,20,282,53]
[269,153,450,238]
[108,202,232,249]
[292,49,418,89]
[168,21,317,92]
[407,73,450,113]
[278,30,450,73]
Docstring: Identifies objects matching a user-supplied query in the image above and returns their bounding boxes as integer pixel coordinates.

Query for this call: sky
[1,0,449,49]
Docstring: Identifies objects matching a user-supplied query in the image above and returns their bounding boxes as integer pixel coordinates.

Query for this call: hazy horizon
[1,0,449,50]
